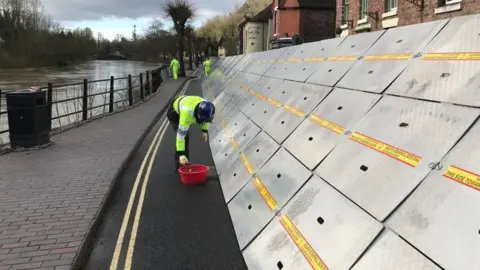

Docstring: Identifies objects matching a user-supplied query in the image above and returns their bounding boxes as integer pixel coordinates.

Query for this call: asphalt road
[84,78,247,270]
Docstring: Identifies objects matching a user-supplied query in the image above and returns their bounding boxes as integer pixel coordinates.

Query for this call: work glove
[179,155,189,166]
[202,133,208,143]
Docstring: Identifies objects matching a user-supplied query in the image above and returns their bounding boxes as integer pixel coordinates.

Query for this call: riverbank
[0,51,94,69]
[0,60,163,91]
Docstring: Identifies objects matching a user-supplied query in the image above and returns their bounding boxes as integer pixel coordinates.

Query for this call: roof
[238,3,272,29]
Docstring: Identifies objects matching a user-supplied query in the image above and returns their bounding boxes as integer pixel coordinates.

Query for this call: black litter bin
[6,90,50,148]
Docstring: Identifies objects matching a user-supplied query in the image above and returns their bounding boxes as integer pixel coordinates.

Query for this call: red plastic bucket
[178,164,209,185]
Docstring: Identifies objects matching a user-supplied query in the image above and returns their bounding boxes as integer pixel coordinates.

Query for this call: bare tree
[162,0,195,77]
[0,0,98,68]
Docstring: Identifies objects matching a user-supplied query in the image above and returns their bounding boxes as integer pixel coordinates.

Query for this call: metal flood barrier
[202,13,480,270]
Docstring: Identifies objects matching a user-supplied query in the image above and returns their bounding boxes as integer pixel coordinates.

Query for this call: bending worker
[169,57,180,80]
[167,94,216,170]
[203,57,212,76]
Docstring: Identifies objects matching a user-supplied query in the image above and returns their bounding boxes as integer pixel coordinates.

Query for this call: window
[359,0,368,19]
[342,0,349,23]
[435,0,462,14]
[385,0,398,12]
[437,0,457,6]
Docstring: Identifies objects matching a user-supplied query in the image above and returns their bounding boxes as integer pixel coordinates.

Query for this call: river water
[0,60,163,145]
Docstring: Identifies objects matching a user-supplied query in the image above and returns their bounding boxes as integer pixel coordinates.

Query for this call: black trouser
[167,101,189,168]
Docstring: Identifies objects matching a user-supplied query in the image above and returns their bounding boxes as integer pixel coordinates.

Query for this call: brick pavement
[0,77,190,270]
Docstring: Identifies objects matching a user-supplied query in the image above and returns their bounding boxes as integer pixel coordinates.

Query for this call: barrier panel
[240,76,284,120]
[262,81,332,144]
[386,120,480,270]
[202,13,479,270]
[336,19,448,93]
[220,131,280,203]
[386,15,480,107]
[245,49,288,75]
[315,95,478,221]
[243,175,383,270]
[306,30,385,87]
[283,88,381,170]
[351,229,441,270]
[229,147,312,249]
[265,37,346,82]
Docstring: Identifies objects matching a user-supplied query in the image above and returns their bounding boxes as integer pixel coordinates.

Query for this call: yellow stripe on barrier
[280,214,328,270]
[349,132,422,167]
[253,177,277,210]
[221,120,227,129]
[423,52,480,60]
[268,98,282,107]
[309,115,345,134]
[363,53,412,61]
[256,93,267,100]
[240,85,251,92]
[304,57,325,62]
[287,58,302,62]
[284,105,305,117]
[240,153,254,175]
[443,165,480,191]
[230,138,240,152]
[224,126,232,137]
[327,56,358,61]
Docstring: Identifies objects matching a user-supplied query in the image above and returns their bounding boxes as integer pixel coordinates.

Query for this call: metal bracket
[405,0,424,9]
[364,11,379,21]
[429,162,443,170]
[413,52,423,58]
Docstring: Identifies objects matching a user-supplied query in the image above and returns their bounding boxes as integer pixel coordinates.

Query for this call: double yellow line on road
[109,84,189,270]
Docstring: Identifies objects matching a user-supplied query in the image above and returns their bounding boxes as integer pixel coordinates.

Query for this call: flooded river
[0,60,162,91]
[0,60,164,145]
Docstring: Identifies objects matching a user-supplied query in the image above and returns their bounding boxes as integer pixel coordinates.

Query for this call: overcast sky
[41,0,243,40]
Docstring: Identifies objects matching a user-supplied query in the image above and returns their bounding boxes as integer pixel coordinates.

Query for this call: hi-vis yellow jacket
[203,59,212,68]
[170,58,180,71]
[173,95,209,153]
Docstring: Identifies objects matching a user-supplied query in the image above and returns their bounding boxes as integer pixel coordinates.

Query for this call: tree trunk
[177,30,186,77]
[204,42,209,58]
[187,36,193,70]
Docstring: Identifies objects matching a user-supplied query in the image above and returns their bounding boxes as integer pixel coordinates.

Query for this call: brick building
[337,0,479,36]
[271,0,337,43]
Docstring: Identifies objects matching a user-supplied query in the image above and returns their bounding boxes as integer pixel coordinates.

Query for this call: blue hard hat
[197,101,215,122]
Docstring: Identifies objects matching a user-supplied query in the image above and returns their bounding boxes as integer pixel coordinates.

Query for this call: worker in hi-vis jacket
[169,57,180,80]
[167,95,216,170]
[203,58,212,76]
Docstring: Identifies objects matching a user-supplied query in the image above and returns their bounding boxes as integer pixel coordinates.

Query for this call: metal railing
[0,65,169,145]
[0,92,7,138]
